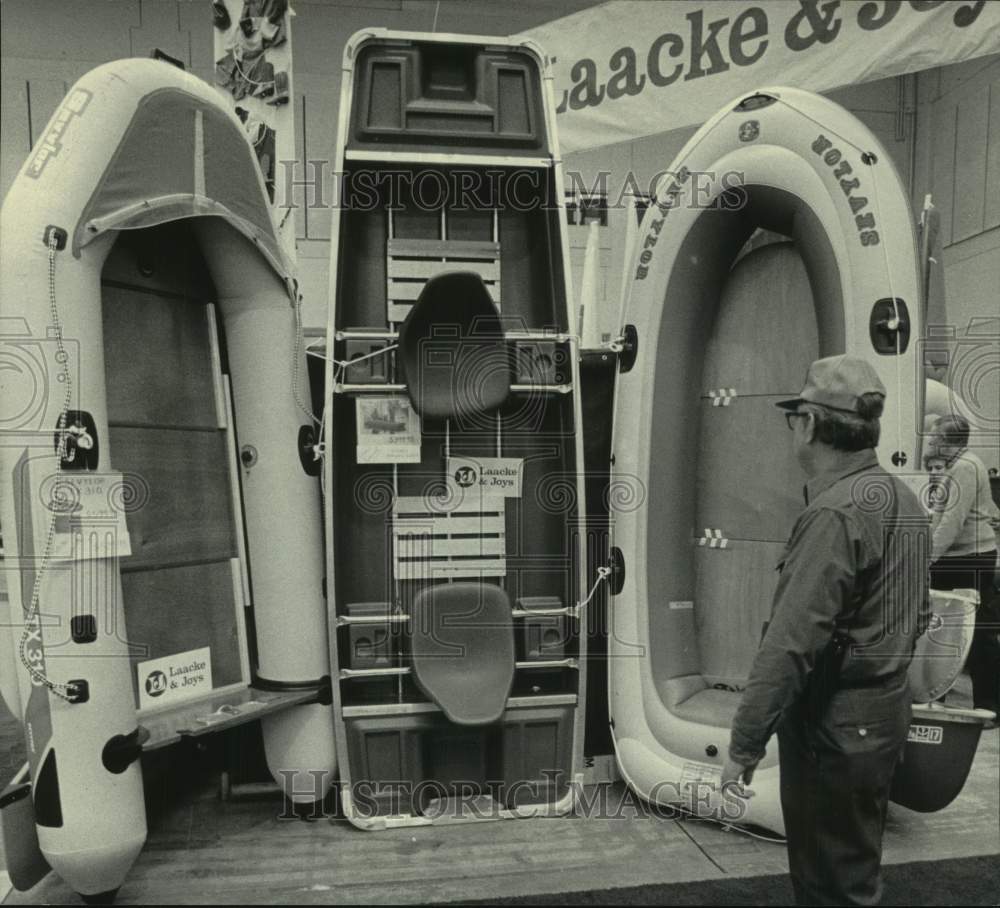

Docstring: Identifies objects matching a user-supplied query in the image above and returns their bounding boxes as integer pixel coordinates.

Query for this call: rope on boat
[18,234,82,704]
[578,565,612,610]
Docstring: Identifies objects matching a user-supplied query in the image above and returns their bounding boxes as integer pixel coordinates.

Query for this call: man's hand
[721,757,758,796]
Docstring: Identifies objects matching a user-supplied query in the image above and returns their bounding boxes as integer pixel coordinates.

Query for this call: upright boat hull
[610,87,924,834]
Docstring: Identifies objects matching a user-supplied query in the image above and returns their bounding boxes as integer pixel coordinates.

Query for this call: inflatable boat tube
[610,87,924,834]
[0,59,333,897]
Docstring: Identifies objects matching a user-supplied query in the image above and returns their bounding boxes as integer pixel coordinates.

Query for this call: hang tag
[20,458,134,561]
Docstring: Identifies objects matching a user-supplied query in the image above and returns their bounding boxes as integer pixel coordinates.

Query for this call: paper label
[680,761,723,787]
[138,646,213,710]
[356,397,421,464]
[446,456,524,498]
[669,600,694,610]
[31,466,134,561]
[907,724,943,745]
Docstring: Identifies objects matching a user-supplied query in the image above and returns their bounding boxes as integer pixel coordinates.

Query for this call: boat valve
[102,727,151,774]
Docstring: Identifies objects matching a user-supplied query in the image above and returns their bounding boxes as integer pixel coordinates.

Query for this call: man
[722,354,931,906]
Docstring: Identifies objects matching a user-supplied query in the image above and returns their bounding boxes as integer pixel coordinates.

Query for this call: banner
[523,0,1000,153]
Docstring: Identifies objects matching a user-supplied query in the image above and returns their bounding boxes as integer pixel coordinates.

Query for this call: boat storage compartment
[349,40,546,153]
[343,702,575,819]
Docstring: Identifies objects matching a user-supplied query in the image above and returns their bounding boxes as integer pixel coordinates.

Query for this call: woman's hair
[933,414,970,449]
[801,392,884,452]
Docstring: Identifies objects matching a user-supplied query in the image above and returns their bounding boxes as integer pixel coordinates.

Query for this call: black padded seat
[397,271,511,420]
[409,582,515,726]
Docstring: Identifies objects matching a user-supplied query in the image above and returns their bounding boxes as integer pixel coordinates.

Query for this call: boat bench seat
[660,675,741,729]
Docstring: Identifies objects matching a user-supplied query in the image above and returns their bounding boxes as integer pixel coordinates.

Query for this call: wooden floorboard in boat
[694,243,817,694]
[5,724,996,904]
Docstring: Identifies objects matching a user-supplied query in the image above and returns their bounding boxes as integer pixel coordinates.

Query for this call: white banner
[523,0,1000,153]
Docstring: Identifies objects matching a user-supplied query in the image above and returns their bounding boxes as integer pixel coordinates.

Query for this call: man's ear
[802,411,816,444]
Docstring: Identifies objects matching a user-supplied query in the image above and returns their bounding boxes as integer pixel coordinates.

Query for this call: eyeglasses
[784,412,808,430]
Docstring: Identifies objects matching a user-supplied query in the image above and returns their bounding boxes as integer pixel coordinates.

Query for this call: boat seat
[409,582,515,726]
[397,271,511,420]
[659,675,741,728]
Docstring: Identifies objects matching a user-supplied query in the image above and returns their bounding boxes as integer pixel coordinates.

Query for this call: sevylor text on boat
[609,86,992,835]
[0,57,334,899]
[322,29,590,828]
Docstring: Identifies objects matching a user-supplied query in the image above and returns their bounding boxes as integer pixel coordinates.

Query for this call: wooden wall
[912,57,1000,469]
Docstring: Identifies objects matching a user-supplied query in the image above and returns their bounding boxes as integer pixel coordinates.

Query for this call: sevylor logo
[553,2,986,113]
[26,88,93,179]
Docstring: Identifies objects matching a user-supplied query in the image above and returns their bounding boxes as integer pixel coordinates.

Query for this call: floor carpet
[468,853,1000,906]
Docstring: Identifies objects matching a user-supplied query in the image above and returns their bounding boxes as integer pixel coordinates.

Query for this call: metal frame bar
[340,659,577,680]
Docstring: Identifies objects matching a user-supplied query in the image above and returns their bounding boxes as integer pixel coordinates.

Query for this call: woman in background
[927,415,1000,715]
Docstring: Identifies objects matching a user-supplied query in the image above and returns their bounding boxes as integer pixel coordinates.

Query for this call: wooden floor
[3,699,997,904]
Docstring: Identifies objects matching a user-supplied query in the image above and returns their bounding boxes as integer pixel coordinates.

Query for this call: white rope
[314,343,399,389]
[577,565,612,610]
[19,235,78,703]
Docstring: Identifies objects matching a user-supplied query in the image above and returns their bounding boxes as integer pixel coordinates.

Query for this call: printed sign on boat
[446,456,524,498]
[137,646,213,711]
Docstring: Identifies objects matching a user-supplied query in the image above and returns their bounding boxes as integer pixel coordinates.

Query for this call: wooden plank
[388,258,500,281]
[695,242,816,686]
[102,286,219,429]
[110,427,237,571]
[700,242,817,394]
[142,686,319,750]
[395,495,505,515]
[696,396,804,543]
[395,536,506,558]
[122,559,245,701]
[223,377,252,609]
[389,278,501,301]
[394,560,507,581]
[695,540,785,686]
[393,515,506,536]
[388,238,500,259]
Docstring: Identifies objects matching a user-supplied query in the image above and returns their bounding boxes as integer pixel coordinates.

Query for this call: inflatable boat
[610,87,940,834]
[0,58,333,898]
[323,29,588,828]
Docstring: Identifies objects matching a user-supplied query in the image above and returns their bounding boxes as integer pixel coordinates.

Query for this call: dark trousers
[778,679,911,906]
[930,549,999,711]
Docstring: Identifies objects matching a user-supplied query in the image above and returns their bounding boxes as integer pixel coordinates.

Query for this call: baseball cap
[776,354,886,413]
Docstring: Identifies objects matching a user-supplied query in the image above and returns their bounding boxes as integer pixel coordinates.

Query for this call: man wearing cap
[721,354,931,906]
